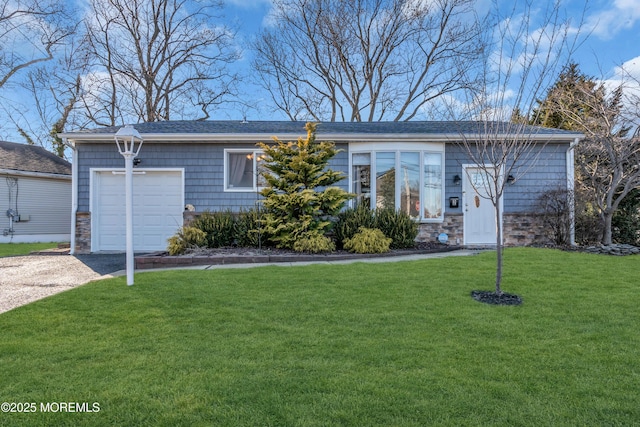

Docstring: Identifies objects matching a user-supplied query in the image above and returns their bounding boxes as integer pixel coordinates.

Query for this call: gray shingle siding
[443,143,568,214]
[76,141,350,213]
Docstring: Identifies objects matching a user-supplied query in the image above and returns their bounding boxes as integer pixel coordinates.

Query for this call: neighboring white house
[0,141,72,243]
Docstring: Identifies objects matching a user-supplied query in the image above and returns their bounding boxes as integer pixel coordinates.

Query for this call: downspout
[63,137,78,254]
[567,137,580,246]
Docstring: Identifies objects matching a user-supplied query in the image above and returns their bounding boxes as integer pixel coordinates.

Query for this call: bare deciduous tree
[253,0,485,122]
[533,63,640,245]
[557,85,640,245]
[0,0,73,89]
[82,0,241,125]
[5,33,88,157]
[449,0,585,296]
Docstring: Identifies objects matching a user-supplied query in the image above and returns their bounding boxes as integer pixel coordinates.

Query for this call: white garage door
[92,169,184,252]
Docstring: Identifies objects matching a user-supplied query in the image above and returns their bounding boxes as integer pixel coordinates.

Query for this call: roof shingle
[66,120,582,138]
[0,141,71,175]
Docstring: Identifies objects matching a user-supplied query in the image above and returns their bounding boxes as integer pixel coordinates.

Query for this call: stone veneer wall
[416,212,550,247]
[502,213,549,246]
[416,214,464,245]
[75,212,91,254]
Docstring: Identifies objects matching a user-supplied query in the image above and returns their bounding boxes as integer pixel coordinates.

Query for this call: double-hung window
[225,149,265,191]
[351,145,444,221]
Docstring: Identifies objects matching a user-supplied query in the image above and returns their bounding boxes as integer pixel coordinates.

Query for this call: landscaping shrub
[334,205,418,249]
[167,226,207,255]
[292,231,336,253]
[258,122,353,249]
[343,227,391,254]
[536,187,573,245]
[234,208,265,247]
[190,210,236,248]
[374,207,418,249]
[612,188,640,245]
[333,203,376,249]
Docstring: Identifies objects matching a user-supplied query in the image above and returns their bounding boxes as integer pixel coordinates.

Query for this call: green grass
[0,248,638,426]
[0,242,61,257]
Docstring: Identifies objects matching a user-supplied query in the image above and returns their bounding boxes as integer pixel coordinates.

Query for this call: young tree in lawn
[449,0,585,298]
[257,122,353,250]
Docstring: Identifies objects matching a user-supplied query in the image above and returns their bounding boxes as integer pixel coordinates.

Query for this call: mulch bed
[135,241,463,270]
[471,290,523,306]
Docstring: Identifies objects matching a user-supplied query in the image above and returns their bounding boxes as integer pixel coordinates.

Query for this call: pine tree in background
[530,63,604,131]
[257,122,353,250]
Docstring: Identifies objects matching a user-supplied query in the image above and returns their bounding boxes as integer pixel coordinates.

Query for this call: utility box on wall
[449,197,459,208]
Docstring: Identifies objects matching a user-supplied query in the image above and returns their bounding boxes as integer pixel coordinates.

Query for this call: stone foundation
[75,212,91,254]
[417,214,464,245]
[417,212,552,247]
[503,213,549,246]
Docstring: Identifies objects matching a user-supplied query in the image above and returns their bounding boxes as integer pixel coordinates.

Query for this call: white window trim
[223,149,265,192]
[348,143,445,223]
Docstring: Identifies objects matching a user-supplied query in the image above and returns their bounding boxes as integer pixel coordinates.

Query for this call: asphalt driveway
[0,254,125,314]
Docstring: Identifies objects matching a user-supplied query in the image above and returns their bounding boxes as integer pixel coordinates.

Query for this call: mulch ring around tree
[471,290,523,306]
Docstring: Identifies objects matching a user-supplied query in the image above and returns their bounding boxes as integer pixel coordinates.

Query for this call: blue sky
[2,0,640,144]
[223,0,640,96]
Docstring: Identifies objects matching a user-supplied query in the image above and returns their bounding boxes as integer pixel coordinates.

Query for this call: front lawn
[0,242,61,257]
[0,248,638,426]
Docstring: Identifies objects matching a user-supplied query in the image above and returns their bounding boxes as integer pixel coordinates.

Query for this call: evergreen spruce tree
[257,122,353,250]
[530,63,603,131]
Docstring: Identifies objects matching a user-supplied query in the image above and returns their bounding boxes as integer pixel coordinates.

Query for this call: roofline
[1,168,72,180]
[58,132,584,143]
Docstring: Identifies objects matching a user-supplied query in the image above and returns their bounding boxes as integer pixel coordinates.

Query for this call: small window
[352,153,371,208]
[423,153,442,219]
[225,150,264,191]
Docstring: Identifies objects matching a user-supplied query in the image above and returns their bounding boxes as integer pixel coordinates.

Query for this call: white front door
[463,166,500,246]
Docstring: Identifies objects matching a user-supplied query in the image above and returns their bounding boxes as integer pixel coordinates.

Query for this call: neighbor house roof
[59,120,584,143]
[0,141,71,176]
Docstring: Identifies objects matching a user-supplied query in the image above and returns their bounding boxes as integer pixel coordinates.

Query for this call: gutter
[567,137,581,246]
[58,132,585,144]
[62,137,78,255]
[0,169,71,180]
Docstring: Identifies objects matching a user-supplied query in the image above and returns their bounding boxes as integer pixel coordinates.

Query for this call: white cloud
[585,0,640,40]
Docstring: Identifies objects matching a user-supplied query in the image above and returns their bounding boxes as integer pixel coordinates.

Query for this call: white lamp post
[114,125,143,286]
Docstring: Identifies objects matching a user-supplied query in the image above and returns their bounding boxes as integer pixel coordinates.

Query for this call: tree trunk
[603,211,613,245]
[495,203,503,295]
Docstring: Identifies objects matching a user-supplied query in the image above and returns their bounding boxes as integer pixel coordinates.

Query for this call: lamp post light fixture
[114,125,143,286]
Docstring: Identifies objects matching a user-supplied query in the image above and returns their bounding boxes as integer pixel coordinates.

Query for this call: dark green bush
[613,188,640,245]
[190,210,236,248]
[343,227,391,254]
[334,204,418,249]
[234,208,266,247]
[333,203,376,249]
[373,208,418,249]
